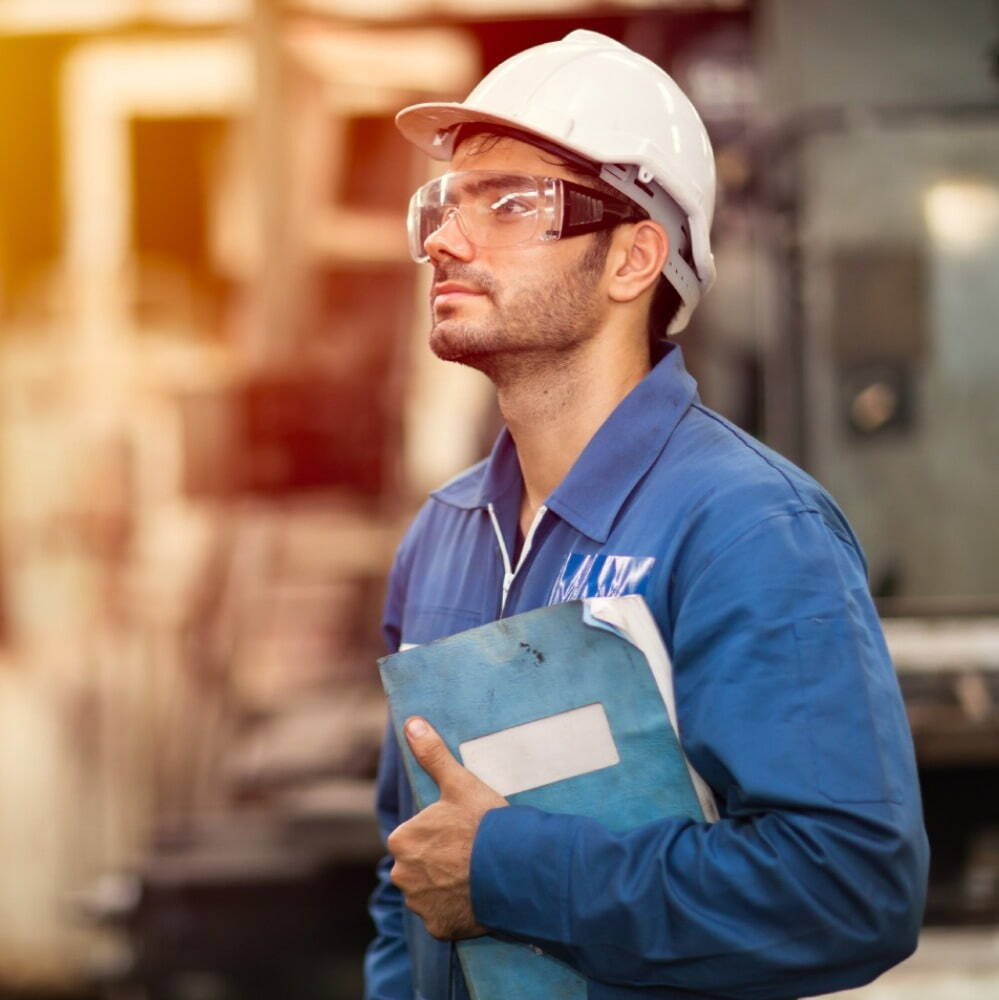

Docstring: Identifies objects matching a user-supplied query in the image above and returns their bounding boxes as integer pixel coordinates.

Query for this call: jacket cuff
[470,805,577,944]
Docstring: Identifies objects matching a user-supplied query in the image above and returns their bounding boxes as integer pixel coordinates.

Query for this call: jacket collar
[431,345,698,543]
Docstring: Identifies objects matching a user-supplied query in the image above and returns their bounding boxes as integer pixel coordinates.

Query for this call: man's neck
[495,334,651,537]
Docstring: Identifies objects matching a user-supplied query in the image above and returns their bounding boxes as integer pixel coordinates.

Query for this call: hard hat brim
[396,101,579,163]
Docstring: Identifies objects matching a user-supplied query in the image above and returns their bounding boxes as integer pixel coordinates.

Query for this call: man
[365,29,928,1000]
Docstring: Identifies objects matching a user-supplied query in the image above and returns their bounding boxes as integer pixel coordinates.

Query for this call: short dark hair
[648,274,683,347]
[453,124,683,354]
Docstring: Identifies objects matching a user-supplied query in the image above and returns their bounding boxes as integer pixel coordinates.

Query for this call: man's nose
[424,208,475,263]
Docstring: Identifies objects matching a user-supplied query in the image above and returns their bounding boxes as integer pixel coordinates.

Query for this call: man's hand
[388,717,508,940]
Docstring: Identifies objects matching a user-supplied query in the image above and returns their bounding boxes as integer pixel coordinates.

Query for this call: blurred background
[0,1,996,998]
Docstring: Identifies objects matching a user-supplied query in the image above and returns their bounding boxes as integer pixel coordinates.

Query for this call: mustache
[431,264,498,298]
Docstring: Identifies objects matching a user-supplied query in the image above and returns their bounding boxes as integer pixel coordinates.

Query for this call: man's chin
[429,325,496,368]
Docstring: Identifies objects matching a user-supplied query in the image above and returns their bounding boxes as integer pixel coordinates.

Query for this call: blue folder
[379,596,709,1000]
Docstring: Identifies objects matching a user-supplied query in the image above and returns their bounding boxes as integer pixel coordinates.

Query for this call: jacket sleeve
[469,509,929,999]
[364,544,414,1000]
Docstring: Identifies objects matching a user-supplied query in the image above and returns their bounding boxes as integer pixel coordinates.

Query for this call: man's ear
[607,220,668,304]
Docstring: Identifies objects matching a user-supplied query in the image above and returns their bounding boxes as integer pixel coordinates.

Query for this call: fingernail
[407,717,428,739]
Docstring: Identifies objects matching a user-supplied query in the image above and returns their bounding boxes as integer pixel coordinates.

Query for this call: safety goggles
[406,170,646,263]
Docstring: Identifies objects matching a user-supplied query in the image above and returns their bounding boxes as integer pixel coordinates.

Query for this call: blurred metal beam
[292,0,747,20]
[0,0,248,33]
[247,0,295,366]
[60,36,251,378]
[0,0,745,34]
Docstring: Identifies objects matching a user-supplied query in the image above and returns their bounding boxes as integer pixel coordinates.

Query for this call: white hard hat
[396,29,717,334]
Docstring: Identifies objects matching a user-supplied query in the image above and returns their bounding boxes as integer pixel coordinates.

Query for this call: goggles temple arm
[559,178,646,238]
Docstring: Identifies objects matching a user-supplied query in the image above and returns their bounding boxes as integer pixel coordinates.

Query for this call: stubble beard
[428,250,606,386]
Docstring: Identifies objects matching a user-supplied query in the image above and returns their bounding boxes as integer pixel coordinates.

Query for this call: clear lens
[407,171,560,262]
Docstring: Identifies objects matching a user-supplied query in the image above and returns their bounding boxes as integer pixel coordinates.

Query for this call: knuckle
[386,821,408,855]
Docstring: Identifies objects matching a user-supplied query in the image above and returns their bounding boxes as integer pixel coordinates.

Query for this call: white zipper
[487,501,548,616]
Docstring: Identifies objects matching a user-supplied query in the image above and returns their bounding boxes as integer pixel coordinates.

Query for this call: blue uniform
[365,346,928,1000]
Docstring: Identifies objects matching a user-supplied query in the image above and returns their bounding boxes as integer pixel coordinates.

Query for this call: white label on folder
[458,703,620,797]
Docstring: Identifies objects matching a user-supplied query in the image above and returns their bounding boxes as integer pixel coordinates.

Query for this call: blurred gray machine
[750,0,999,924]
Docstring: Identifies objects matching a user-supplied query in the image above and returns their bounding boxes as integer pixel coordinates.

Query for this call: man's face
[422,135,610,378]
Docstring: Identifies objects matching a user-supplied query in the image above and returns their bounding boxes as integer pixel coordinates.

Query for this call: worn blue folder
[378,595,716,1000]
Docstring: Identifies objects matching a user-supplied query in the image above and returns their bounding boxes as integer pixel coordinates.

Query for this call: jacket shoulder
[428,456,490,509]
[665,402,862,552]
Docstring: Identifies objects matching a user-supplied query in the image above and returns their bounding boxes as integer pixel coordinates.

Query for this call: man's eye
[489,194,535,217]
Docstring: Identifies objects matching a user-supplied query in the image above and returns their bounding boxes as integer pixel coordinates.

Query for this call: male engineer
[365,30,928,1000]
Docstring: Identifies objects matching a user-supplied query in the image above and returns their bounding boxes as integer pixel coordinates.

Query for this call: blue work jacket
[365,346,928,1000]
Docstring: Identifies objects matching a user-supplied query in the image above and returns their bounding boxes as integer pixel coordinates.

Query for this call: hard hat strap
[601,162,702,309]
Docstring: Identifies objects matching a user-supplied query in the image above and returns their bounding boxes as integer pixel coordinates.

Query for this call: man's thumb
[405,717,466,795]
